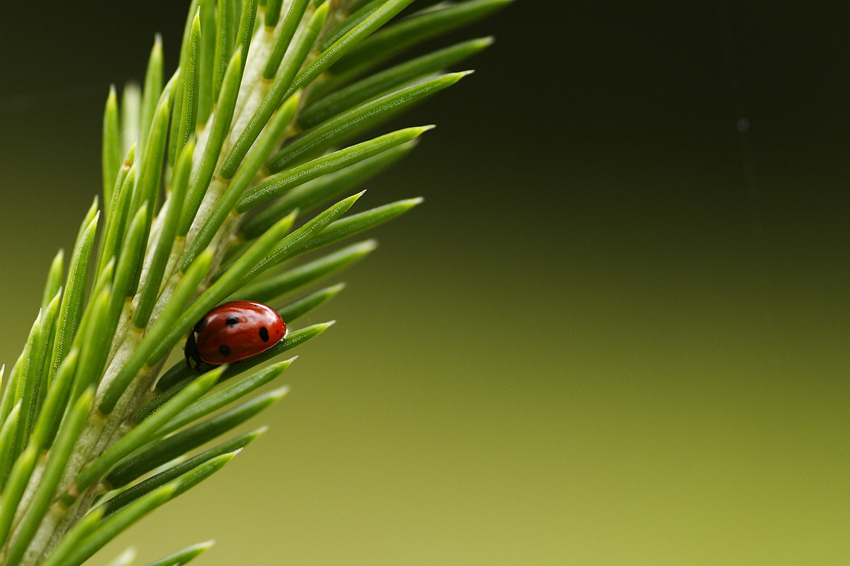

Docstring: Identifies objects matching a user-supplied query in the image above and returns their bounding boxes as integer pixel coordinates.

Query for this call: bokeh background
[3,1,850,564]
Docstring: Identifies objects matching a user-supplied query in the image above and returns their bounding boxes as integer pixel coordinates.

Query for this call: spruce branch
[0,0,513,563]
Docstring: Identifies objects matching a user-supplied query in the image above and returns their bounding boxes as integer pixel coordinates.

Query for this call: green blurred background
[3,1,850,564]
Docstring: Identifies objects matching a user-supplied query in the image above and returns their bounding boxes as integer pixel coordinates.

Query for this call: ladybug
[184,301,286,371]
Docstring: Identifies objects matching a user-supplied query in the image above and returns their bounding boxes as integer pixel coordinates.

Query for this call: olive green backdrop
[2,1,850,564]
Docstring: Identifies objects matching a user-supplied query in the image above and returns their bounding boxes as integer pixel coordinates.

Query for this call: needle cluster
[0,1,511,564]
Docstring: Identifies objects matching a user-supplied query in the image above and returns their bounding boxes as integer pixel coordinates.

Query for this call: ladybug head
[184,331,204,373]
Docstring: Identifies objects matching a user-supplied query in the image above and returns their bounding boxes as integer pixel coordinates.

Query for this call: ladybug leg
[184,332,204,372]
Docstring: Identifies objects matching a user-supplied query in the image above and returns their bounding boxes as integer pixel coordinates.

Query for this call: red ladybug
[184,301,286,370]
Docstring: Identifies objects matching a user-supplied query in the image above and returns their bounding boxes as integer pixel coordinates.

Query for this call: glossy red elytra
[184,301,286,371]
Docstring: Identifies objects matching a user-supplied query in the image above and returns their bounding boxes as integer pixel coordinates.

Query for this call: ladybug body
[185,301,286,370]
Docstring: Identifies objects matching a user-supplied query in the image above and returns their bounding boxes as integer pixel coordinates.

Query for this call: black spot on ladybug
[194,318,207,333]
[218,344,232,357]
[226,316,239,327]
[259,326,269,342]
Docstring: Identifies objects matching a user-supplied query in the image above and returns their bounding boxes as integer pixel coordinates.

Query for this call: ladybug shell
[193,301,286,365]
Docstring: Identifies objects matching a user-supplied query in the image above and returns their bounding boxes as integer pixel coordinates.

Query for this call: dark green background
[2,1,850,564]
